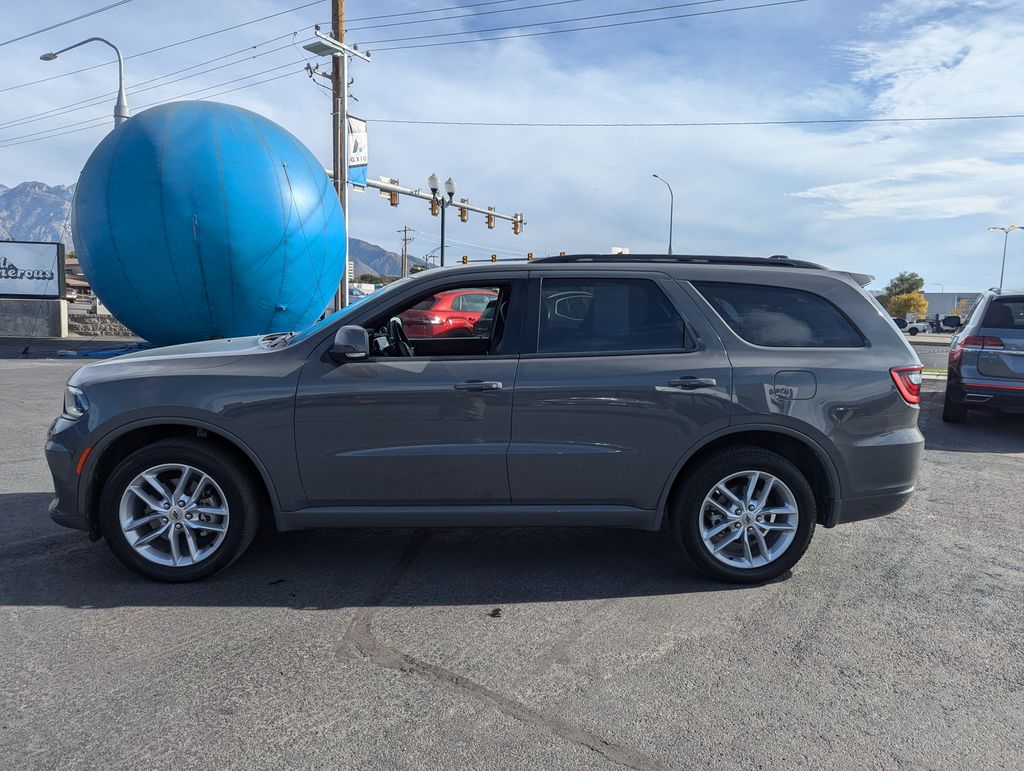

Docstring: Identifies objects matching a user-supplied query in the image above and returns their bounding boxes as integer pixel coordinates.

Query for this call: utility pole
[331,0,346,311]
[398,226,413,277]
[304,8,369,311]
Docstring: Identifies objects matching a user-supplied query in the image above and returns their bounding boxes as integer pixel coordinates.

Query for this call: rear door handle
[454,380,503,391]
[667,376,717,390]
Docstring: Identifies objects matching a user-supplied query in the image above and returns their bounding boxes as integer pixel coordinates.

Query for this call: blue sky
[1,0,1022,296]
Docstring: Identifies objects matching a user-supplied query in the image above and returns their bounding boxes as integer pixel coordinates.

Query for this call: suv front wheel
[670,446,816,583]
[98,438,260,582]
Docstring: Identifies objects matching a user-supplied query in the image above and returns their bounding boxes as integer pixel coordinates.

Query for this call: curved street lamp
[652,173,674,255]
[428,173,457,267]
[987,225,1021,291]
[41,37,129,127]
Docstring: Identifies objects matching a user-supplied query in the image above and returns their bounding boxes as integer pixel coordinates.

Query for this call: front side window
[693,281,863,348]
[537,278,692,354]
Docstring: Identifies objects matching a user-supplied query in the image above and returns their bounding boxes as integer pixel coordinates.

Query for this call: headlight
[63,386,89,419]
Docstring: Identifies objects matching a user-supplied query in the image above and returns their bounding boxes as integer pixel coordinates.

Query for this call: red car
[399,288,498,338]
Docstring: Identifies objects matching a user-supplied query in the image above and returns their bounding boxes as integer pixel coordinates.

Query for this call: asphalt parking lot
[2,360,1022,768]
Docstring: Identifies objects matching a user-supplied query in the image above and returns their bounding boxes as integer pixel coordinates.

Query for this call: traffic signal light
[559,251,566,256]
[430,198,439,216]
[512,218,520,235]
[461,255,468,265]
[491,254,497,263]
[389,190,399,206]
[459,207,468,223]
[527,252,534,261]
[486,207,495,229]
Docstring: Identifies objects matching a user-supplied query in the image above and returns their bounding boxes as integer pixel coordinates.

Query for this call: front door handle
[454,380,503,391]
[667,376,717,390]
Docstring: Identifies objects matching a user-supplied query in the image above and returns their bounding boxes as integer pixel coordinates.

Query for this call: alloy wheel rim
[699,470,799,569]
[118,463,230,567]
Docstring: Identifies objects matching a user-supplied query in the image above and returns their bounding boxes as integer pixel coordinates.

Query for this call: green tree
[357,273,381,285]
[876,271,925,309]
[887,292,928,318]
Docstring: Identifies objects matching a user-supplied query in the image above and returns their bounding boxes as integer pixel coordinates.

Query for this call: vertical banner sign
[0,241,64,298]
[347,116,368,189]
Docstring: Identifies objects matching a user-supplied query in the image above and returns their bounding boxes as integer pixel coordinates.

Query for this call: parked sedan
[400,288,497,338]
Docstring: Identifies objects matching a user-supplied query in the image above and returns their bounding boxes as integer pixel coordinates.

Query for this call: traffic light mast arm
[364,176,525,231]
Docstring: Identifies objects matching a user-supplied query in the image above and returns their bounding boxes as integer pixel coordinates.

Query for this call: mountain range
[0,180,419,277]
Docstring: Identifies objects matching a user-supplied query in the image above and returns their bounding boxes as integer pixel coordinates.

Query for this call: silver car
[943,288,1024,422]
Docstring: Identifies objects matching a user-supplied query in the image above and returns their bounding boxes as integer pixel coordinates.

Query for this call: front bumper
[45,416,90,532]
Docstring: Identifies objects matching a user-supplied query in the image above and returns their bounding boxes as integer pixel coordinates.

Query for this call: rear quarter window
[693,281,864,348]
[981,298,1024,330]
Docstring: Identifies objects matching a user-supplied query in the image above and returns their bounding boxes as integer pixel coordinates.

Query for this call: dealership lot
[1,360,1022,767]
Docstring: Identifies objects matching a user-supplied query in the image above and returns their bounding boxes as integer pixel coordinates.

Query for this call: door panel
[296,357,517,506]
[508,275,732,510]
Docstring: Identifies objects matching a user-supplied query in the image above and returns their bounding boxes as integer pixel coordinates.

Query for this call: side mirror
[942,315,961,329]
[329,325,369,363]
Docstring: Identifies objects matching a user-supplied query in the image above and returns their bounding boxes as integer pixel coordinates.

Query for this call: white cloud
[791,159,1019,220]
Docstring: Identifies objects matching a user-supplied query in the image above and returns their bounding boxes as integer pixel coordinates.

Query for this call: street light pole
[428,173,457,267]
[41,37,129,127]
[988,225,1021,291]
[652,174,674,255]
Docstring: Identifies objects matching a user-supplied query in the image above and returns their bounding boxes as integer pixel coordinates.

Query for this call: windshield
[290,275,419,344]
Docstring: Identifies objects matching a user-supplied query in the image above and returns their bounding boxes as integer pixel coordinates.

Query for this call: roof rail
[531,253,827,270]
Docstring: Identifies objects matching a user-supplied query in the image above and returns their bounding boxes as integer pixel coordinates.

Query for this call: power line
[0,0,135,49]
[0,0,540,95]
[369,113,1024,127]
[0,33,312,131]
[319,0,526,26]
[362,0,737,45]
[0,0,324,94]
[0,63,308,148]
[345,0,586,34]
[372,0,811,51]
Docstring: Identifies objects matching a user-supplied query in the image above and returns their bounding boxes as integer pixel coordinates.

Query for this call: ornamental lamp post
[428,173,457,267]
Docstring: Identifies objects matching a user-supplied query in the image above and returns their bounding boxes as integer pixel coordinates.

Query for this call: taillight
[890,365,923,405]
[961,335,1004,349]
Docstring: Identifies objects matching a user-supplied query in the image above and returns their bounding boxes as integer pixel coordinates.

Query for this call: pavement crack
[339,530,667,771]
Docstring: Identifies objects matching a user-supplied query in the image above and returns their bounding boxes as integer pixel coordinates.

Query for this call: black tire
[669,445,816,584]
[99,438,260,582]
[942,392,968,423]
[909,327,919,336]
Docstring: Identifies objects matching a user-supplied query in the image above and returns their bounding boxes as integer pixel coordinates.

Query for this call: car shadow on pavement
[0,494,760,609]
[919,392,1024,453]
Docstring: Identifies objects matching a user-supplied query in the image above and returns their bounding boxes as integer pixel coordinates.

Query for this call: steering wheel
[387,316,415,357]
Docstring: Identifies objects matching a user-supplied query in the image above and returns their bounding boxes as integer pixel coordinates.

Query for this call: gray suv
[943,288,1024,422]
[45,255,925,583]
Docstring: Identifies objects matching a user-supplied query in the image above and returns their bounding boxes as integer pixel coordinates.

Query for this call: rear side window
[981,298,1024,330]
[693,281,864,348]
[538,278,693,354]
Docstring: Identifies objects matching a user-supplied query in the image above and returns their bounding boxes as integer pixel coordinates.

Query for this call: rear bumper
[830,488,915,526]
[947,379,1024,411]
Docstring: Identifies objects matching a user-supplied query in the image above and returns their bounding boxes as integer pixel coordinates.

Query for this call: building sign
[348,115,368,188]
[0,241,65,299]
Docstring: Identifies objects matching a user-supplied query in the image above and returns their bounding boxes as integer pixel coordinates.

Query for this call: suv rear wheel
[98,438,260,582]
[942,392,968,423]
[670,445,816,583]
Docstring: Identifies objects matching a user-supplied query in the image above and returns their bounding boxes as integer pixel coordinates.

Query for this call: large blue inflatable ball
[72,101,344,346]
